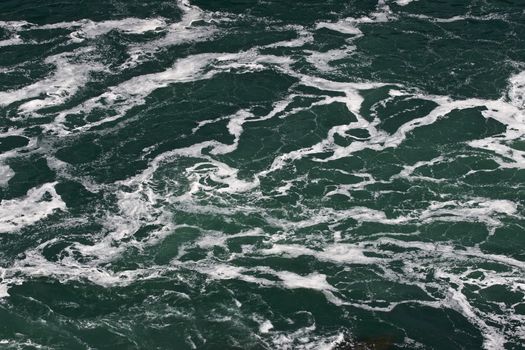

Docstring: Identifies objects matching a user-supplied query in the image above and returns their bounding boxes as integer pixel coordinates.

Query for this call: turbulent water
[1,0,525,348]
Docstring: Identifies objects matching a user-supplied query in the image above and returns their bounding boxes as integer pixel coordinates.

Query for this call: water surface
[1,0,525,348]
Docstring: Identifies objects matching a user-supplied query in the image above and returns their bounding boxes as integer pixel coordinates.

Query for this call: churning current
[0,0,525,349]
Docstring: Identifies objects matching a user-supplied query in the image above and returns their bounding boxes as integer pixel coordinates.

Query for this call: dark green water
[1,0,525,348]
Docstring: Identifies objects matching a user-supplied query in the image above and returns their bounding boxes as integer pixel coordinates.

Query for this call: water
[0,0,524,348]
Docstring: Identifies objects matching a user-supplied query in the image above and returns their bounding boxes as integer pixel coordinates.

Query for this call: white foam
[121,0,219,68]
[276,272,343,305]
[305,48,355,72]
[418,198,517,231]
[265,206,402,230]
[0,164,14,187]
[0,20,31,30]
[196,228,264,249]
[179,157,260,196]
[408,13,509,24]
[315,22,362,36]
[185,261,342,304]
[344,236,525,347]
[50,50,292,133]
[309,0,394,73]
[325,173,380,198]
[264,25,313,49]
[395,0,416,6]
[508,71,525,110]
[259,320,274,333]
[0,182,66,233]
[310,90,524,170]
[370,237,525,277]
[270,326,345,350]
[276,271,333,291]
[0,4,523,346]
[209,110,251,155]
[444,287,506,349]
[0,21,30,47]
[0,268,8,297]
[0,50,105,114]
[315,0,393,36]
[49,52,218,133]
[0,283,8,298]
[247,66,525,179]
[7,247,166,289]
[66,18,166,42]
[393,156,446,183]
[0,34,23,47]
[2,17,166,43]
[0,1,221,119]
[262,243,378,265]
[261,79,389,174]
[71,173,176,264]
[191,263,275,287]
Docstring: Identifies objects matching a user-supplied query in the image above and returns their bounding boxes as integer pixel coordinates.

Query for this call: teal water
[1,0,525,348]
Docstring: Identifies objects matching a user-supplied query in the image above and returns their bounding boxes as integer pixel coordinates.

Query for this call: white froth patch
[420,14,507,24]
[122,0,219,69]
[190,263,342,304]
[393,156,445,183]
[50,52,218,133]
[315,0,393,36]
[0,34,23,47]
[71,175,176,264]
[2,17,165,43]
[276,271,333,291]
[209,110,252,155]
[0,21,29,47]
[444,287,506,350]
[0,165,14,187]
[0,182,66,233]
[0,1,220,119]
[291,84,525,169]
[180,157,259,196]
[259,67,525,174]
[262,244,378,265]
[309,0,393,73]
[0,20,31,30]
[267,206,401,229]
[315,22,362,35]
[52,50,289,133]
[351,237,524,348]
[262,80,389,173]
[67,18,166,42]
[6,247,166,290]
[270,328,345,350]
[396,0,417,6]
[419,198,517,230]
[508,71,525,110]
[194,264,275,287]
[388,89,408,97]
[259,320,274,334]
[0,283,8,298]
[0,51,105,113]
[0,268,9,297]
[275,271,342,305]
[196,228,264,249]
[264,26,313,49]
[305,48,355,72]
